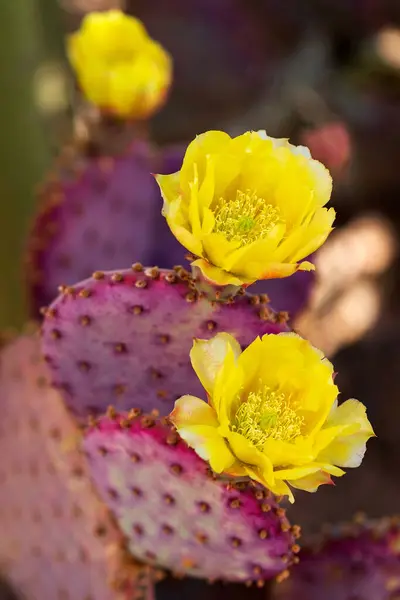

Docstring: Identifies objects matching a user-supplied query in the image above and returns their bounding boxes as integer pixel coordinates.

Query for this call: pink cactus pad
[0,333,155,600]
[43,265,287,416]
[83,410,299,583]
[41,267,289,421]
[271,518,400,600]
[26,142,185,313]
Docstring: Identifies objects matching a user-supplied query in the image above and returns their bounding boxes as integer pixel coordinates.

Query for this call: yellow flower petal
[191,259,248,286]
[274,464,322,481]
[223,462,248,477]
[318,463,345,477]
[225,223,286,278]
[263,438,314,468]
[170,224,204,257]
[201,208,216,236]
[180,131,232,197]
[317,399,375,467]
[273,207,336,264]
[308,159,333,207]
[177,425,236,473]
[158,192,204,257]
[74,59,109,107]
[202,233,241,269]
[226,431,271,474]
[297,260,316,272]
[79,10,148,57]
[312,424,344,456]
[198,154,216,211]
[249,470,294,502]
[254,333,338,436]
[290,208,336,263]
[289,470,333,492]
[235,336,264,398]
[188,177,202,240]
[212,344,244,424]
[170,395,219,429]
[190,334,242,398]
[156,173,181,214]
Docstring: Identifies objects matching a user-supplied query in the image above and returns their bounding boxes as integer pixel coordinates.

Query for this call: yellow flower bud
[67,10,172,119]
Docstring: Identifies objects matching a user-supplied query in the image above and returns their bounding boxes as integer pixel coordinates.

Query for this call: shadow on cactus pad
[270,518,400,600]
[41,267,289,421]
[156,574,268,600]
[84,410,298,583]
[27,140,314,320]
[0,578,22,600]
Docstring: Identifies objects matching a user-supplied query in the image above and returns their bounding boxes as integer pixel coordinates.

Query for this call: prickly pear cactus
[41,267,289,420]
[26,142,185,313]
[26,140,314,321]
[6,14,378,588]
[271,518,400,600]
[84,410,300,583]
[3,5,383,598]
[0,333,156,600]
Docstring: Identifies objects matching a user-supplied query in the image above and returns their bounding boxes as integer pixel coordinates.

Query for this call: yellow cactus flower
[155,130,335,286]
[170,332,374,502]
[67,10,172,119]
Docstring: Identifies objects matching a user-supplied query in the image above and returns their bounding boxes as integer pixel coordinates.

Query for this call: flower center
[213,190,281,246]
[233,386,303,449]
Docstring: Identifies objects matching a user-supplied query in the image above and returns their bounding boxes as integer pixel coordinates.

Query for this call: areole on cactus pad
[41,266,289,421]
[0,333,156,600]
[83,409,299,583]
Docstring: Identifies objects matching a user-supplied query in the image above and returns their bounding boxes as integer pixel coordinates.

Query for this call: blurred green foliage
[0,0,68,329]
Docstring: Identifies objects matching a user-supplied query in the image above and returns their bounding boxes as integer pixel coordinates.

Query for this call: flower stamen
[213,190,281,246]
[234,386,303,448]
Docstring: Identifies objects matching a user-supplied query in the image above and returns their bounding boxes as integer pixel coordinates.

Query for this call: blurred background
[1,0,400,537]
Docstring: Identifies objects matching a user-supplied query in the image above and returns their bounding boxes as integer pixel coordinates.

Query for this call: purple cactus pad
[249,268,315,317]
[84,410,299,582]
[0,333,156,600]
[271,518,400,600]
[41,267,289,421]
[26,142,185,313]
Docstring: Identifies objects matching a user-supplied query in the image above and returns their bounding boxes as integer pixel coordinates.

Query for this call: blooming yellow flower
[155,130,335,286]
[170,332,374,502]
[67,10,172,119]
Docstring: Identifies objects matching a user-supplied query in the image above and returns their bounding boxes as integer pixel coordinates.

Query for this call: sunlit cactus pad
[41,267,289,420]
[0,333,154,600]
[26,142,184,312]
[84,410,299,583]
[271,518,400,600]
